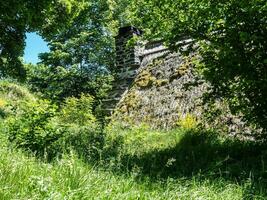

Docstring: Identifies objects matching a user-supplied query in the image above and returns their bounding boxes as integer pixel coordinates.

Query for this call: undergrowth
[0,80,267,199]
[1,126,267,199]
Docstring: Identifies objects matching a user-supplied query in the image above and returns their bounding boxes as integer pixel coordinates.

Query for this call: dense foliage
[26,63,113,103]
[0,1,267,198]
[0,81,102,160]
[1,80,267,199]
[24,0,118,103]
[1,0,266,132]
[1,118,267,199]
[0,0,84,79]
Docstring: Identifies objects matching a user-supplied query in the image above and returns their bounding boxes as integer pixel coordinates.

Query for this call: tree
[26,63,113,104]
[128,0,267,132]
[0,0,84,79]
[26,0,116,102]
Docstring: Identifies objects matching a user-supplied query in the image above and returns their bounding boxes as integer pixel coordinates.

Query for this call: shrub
[5,99,63,159]
[177,113,199,130]
[0,80,36,118]
[3,93,103,160]
[26,64,113,103]
[58,94,104,161]
[0,98,7,118]
[0,80,35,101]
[59,94,96,126]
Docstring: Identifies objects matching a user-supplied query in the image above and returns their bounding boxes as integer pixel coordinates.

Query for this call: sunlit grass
[1,127,266,200]
[0,146,245,200]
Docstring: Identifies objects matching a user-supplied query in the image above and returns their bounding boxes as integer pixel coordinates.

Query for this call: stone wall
[113,52,207,129]
[104,26,254,134]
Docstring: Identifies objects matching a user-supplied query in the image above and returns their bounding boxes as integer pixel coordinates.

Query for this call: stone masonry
[102,26,144,114]
[103,26,254,135]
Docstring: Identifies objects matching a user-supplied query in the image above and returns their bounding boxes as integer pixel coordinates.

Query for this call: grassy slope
[0,81,266,199]
[1,127,267,200]
[0,141,243,200]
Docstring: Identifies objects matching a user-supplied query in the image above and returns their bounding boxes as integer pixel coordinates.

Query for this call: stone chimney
[115,26,143,72]
[101,26,143,116]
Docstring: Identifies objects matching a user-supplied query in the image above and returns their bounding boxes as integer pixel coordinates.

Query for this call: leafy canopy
[26,0,116,102]
[0,0,85,79]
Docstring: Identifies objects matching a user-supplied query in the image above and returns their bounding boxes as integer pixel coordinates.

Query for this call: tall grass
[1,80,266,199]
[1,126,266,199]
[0,144,244,200]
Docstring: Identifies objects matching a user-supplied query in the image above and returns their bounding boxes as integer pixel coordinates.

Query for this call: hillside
[0,81,267,199]
[1,0,266,199]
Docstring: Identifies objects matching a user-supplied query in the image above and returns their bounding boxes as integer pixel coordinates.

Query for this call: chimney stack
[115,26,143,71]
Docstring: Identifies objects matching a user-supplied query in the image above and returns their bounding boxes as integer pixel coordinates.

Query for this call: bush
[176,113,199,130]
[0,80,36,118]
[0,97,7,118]
[0,80,34,100]
[5,99,63,159]
[3,93,103,160]
[59,94,104,161]
[59,94,96,126]
[26,64,113,103]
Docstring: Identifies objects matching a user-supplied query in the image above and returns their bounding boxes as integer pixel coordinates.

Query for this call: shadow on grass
[105,130,267,198]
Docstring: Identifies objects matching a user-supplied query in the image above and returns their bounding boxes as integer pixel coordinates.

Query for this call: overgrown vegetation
[0,144,250,200]
[1,0,266,198]
[0,81,102,160]
[0,81,266,199]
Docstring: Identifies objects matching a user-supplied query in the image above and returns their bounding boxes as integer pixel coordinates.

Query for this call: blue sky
[23,32,49,64]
